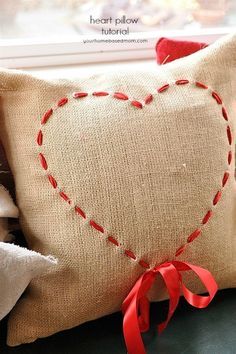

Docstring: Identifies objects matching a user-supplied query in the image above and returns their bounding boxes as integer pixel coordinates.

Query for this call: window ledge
[25,58,157,79]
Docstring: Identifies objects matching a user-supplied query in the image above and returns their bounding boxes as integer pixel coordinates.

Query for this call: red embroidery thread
[144,94,153,105]
[228,151,232,165]
[48,175,57,189]
[175,244,187,257]
[157,84,169,93]
[187,229,201,243]
[73,92,88,99]
[59,191,71,204]
[175,79,189,85]
[227,126,232,145]
[90,220,104,233]
[75,205,86,219]
[39,153,48,170]
[125,250,137,260]
[213,191,222,206]
[222,107,229,121]
[195,82,208,89]
[37,130,43,146]
[107,236,120,247]
[212,91,222,105]
[202,210,212,225]
[113,92,129,100]
[222,172,229,187]
[41,108,53,125]
[131,100,143,109]
[58,97,68,107]
[92,91,109,97]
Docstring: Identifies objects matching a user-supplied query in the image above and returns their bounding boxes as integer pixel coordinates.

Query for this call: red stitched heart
[36,80,232,270]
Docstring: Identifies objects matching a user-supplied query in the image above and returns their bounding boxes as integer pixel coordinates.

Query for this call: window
[0,0,235,68]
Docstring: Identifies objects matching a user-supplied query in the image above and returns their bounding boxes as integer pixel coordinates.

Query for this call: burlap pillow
[0,33,236,348]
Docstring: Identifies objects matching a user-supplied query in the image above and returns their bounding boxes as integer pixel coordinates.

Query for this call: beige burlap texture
[0,34,236,346]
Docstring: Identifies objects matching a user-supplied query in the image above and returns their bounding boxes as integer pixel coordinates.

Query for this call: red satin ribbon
[122,260,218,354]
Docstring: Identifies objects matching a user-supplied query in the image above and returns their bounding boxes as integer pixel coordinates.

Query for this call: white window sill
[25,58,157,80]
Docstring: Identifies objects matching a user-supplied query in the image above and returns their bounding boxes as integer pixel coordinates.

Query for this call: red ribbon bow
[122,260,218,354]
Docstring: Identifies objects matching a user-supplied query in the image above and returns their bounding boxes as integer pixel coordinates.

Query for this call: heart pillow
[0,34,236,350]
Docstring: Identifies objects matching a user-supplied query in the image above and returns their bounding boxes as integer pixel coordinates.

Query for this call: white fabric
[0,185,19,241]
[0,185,18,218]
[0,242,57,320]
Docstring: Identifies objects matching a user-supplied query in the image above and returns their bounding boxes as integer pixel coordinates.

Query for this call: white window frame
[0,27,234,69]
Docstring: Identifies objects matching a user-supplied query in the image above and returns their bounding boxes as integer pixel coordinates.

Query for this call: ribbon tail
[123,294,146,354]
[157,263,181,334]
[138,296,150,332]
[122,271,156,354]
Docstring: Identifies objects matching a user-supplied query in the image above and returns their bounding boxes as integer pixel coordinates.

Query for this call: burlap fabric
[0,34,235,346]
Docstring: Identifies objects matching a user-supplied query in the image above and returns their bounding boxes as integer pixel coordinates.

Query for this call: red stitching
[144,94,153,104]
[212,91,222,104]
[157,84,169,93]
[41,108,53,125]
[202,210,212,225]
[187,229,201,243]
[107,236,119,246]
[222,107,228,121]
[59,191,71,204]
[58,97,68,107]
[113,92,129,100]
[228,151,232,165]
[124,250,136,260]
[175,244,187,257]
[195,81,208,89]
[92,92,109,96]
[222,172,229,187]
[131,101,143,109]
[227,126,232,145]
[48,175,57,189]
[39,153,48,170]
[37,80,232,269]
[175,79,189,85]
[37,130,43,146]
[138,260,150,269]
[90,220,104,233]
[213,191,222,206]
[75,205,86,219]
[73,92,88,99]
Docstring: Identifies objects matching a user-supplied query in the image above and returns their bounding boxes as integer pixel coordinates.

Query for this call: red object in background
[156,37,208,64]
